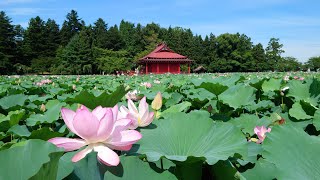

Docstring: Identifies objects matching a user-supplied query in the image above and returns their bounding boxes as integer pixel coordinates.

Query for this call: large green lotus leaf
[161,101,191,116]
[8,124,31,137]
[26,99,66,126]
[249,77,265,90]
[150,157,176,170]
[245,100,274,112]
[0,109,25,132]
[261,78,282,92]
[211,160,244,180]
[310,78,320,98]
[196,82,228,96]
[0,139,63,180]
[104,156,177,180]
[135,111,247,165]
[287,80,318,106]
[218,84,256,109]
[28,95,53,105]
[174,160,203,180]
[262,124,320,179]
[0,132,6,140]
[274,112,312,130]
[144,91,171,102]
[212,75,243,87]
[313,109,320,131]
[190,78,206,87]
[229,114,272,135]
[184,88,216,102]
[165,92,183,107]
[29,127,65,141]
[0,94,28,110]
[57,151,77,180]
[29,151,64,180]
[66,85,127,109]
[289,102,312,120]
[48,87,66,95]
[241,159,277,180]
[240,142,263,165]
[66,152,110,180]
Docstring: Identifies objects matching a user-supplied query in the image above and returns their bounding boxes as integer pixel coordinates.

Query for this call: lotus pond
[0,72,319,180]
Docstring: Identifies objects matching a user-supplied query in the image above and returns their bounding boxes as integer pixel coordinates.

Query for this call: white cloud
[283,41,320,62]
[174,15,320,62]
[0,0,38,5]
[228,0,293,9]
[7,8,41,15]
[15,21,28,27]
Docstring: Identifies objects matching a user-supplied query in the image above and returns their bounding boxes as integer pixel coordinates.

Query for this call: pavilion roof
[140,43,192,62]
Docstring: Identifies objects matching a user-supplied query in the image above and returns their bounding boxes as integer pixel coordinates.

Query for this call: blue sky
[1,0,319,62]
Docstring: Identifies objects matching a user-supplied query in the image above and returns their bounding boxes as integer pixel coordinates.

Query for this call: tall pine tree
[0,11,15,74]
[92,18,108,49]
[60,10,84,46]
[266,38,285,71]
[44,19,60,57]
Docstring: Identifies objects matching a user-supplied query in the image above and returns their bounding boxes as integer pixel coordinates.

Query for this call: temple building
[139,43,193,74]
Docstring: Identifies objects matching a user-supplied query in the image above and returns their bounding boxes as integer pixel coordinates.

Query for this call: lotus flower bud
[72,84,76,90]
[151,92,162,111]
[40,104,46,112]
[125,85,130,91]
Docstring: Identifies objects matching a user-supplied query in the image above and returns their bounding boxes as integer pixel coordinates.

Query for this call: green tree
[0,11,15,74]
[22,16,47,66]
[306,56,320,71]
[105,25,123,51]
[213,33,253,72]
[93,47,131,74]
[54,26,93,74]
[60,10,84,46]
[13,25,26,67]
[92,18,108,49]
[251,43,267,71]
[119,20,136,55]
[265,38,285,71]
[278,56,301,71]
[44,19,60,57]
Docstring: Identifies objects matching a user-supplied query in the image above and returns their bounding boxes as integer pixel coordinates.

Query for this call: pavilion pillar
[146,62,148,74]
[188,63,190,74]
[157,63,159,74]
[178,63,180,74]
[167,62,170,73]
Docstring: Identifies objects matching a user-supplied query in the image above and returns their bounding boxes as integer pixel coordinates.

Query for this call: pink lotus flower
[119,97,154,129]
[254,126,271,144]
[141,82,152,88]
[283,75,289,81]
[125,90,141,101]
[35,79,52,86]
[299,77,304,81]
[48,105,142,166]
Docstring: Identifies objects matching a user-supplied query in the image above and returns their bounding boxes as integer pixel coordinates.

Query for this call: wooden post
[188,63,190,74]
[146,62,148,74]
[157,63,159,74]
[167,63,170,73]
[178,63,180,74]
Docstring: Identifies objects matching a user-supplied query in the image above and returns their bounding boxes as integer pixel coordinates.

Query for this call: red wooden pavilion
[139,43,193,74]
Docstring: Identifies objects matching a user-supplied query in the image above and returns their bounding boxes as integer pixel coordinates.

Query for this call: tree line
[0,10,319,75]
